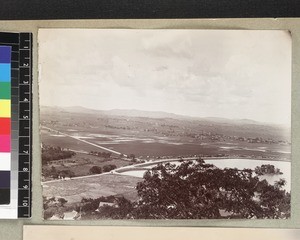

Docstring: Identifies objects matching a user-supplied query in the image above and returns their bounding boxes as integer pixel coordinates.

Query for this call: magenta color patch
[0,135,10,152]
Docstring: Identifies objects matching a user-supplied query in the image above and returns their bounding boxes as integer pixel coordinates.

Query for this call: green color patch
[0,82,11,99]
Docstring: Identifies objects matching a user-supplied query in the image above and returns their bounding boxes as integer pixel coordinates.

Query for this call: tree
[255,164,282,175]
[59,170,75,179]
[134,159,290,219]
[274,178,287,189]
[57,197,68,207]
[80,196,134,220]
[96,197,133,219]
[102,152,112,158]
[129,154,136,161]
[43,196,56,210]
[103,164,117,172]
[50,166,59,179]
[43,196,67,219]
[42,144,76,165]
[89,166,102,174]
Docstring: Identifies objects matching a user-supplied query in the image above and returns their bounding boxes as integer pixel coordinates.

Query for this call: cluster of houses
[49,200,119,220]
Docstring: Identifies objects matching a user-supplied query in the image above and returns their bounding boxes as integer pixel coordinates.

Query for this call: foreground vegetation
[41,110,291,219]
[44,159,290,219]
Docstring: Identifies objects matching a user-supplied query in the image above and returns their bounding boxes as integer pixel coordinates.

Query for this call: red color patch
[0,118,10,135]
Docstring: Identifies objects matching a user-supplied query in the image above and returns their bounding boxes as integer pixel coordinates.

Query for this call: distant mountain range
[43,106,182,118]
[41,105,287,129]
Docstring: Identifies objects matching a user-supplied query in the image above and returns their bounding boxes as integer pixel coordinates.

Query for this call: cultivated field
[41,126,291,161]
[42,152,131,179]
[41,107,291,207]
[43,174,141,203]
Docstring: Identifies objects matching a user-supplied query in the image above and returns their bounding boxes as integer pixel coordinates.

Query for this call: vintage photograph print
[39,29,291,220]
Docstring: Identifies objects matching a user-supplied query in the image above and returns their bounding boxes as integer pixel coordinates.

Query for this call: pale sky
[38,29,291,126]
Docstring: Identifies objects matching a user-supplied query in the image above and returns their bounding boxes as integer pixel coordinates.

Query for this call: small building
[98,202,116,208]
[49,210,81,220]
[63,210,81,220]
[49,214,62,220]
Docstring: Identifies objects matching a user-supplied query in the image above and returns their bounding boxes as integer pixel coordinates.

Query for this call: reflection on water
[47,129,291,191]
[119,159,291,192]
[205,159,290,192]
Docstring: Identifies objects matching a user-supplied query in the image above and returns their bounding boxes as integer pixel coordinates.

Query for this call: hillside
[40,106,290,142]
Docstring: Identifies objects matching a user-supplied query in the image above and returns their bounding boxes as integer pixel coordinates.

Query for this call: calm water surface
[119,159,291,192]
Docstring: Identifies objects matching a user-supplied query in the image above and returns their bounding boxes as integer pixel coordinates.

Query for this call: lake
[118,158,291,192]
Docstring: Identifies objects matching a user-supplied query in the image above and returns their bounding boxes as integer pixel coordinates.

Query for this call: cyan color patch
[0,64,11,82]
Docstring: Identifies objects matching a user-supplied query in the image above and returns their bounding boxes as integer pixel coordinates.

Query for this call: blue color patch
[0,46,11,63]
[0,64,11,82]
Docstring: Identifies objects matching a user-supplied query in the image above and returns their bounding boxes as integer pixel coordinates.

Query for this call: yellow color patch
[0,100,11,117]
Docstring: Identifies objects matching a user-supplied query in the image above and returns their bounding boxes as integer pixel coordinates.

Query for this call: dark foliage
[102,164,117,172]
[42,145,76,164]
[43,166,75,179]
[44,160,290,220]
[255,164,283,176]
[135,159,290,219]
[80,196,133,219]
[89,166,102,174]
[89,151,112,158]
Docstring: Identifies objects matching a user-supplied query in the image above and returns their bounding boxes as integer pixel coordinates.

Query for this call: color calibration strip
[0,46,11,205]
[0,32,32,219]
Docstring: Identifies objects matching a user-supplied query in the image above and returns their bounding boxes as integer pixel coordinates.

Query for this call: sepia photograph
[39,29,291,220]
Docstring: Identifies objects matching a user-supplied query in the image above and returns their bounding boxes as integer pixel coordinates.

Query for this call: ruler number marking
[18,32,32,218]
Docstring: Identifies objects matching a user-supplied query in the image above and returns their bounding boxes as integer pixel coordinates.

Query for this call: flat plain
[41,107,291,209]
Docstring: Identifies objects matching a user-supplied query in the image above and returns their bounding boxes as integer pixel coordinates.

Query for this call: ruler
[0,32,32,218]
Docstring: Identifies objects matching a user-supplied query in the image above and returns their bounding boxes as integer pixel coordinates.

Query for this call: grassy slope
[43,174,141,203]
